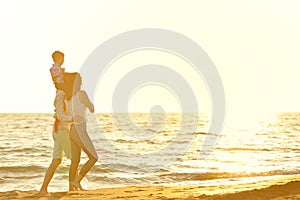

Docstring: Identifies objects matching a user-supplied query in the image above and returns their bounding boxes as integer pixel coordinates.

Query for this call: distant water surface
[0,113,300,192]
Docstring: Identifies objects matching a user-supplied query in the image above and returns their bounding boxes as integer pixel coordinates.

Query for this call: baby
[50,50,65,85]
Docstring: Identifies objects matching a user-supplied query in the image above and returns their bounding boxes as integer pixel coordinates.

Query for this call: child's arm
[80,90,95,113]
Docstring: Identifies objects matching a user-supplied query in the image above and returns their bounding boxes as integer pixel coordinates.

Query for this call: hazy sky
[1,1,300,125]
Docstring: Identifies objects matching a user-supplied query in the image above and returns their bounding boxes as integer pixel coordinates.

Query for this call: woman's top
[65,91,87,123]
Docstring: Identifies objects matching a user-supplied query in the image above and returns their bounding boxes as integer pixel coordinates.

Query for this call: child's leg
[39,158,62,194]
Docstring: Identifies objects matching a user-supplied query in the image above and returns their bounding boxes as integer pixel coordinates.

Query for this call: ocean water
[0,112,300,192]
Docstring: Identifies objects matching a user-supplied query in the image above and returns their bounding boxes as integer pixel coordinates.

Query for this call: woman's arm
[54,90,73,121]
[80,90,95,113]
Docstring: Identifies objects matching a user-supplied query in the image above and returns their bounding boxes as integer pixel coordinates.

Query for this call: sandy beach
[1,175,300,200]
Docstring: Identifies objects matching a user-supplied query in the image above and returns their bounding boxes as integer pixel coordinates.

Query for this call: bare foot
[69,183,77,191]
[71,181,85,191]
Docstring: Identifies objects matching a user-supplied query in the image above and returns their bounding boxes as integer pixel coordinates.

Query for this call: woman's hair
[54,82,63,91]
[62,72,82,100]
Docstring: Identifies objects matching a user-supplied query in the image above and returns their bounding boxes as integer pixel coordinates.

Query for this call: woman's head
[62,72,82,100]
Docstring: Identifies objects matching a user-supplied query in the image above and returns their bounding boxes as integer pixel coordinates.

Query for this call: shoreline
[1,175,300,200]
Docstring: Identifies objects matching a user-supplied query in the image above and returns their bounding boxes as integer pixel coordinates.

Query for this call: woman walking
[63,72,98,190]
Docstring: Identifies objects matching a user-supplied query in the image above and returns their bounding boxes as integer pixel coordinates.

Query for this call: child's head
[52,50,64,66]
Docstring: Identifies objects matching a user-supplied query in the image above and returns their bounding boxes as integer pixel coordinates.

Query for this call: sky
[1,0,300,126]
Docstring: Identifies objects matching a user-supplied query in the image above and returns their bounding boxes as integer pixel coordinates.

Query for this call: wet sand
[1,175,300,200]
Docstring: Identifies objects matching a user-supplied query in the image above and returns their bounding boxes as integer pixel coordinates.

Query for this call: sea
[0,112,300,192]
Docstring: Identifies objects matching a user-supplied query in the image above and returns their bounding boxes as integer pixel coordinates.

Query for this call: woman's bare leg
[69,124,98,190]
